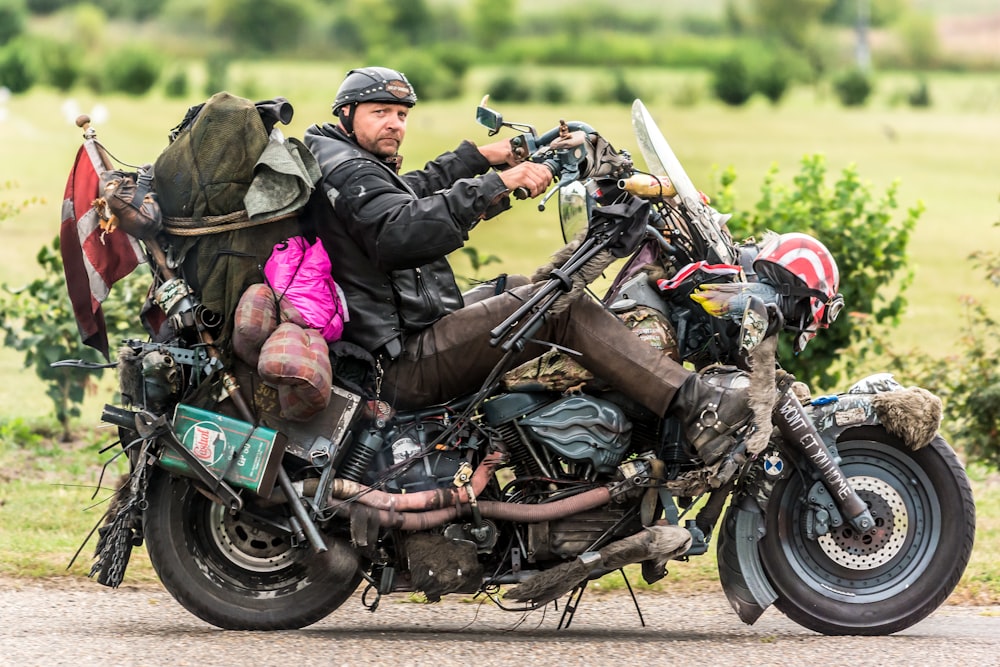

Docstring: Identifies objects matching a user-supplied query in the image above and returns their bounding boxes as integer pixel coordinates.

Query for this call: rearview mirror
[476,95,503,135]
[559,180,589,244]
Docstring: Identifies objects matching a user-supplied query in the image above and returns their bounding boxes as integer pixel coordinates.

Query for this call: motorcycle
[75,97,974,636]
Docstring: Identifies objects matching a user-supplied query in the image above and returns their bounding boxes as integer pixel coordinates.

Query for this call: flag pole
[75,115,256,423]
[75,114,176,283]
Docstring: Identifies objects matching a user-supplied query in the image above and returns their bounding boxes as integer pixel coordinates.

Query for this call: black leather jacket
[303,123,510,356]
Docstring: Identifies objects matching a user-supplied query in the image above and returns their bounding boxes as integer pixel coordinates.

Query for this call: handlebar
[509,120,599,200]
[477,102,634,209]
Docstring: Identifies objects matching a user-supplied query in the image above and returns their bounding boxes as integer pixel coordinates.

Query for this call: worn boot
[669,366,753,465]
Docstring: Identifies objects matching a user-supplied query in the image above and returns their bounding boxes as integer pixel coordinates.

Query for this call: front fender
[807,376,943,452]
[806,392,883,449]
[716,495,777,625]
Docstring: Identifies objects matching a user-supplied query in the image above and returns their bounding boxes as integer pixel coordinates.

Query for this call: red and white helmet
[752,232,844,351]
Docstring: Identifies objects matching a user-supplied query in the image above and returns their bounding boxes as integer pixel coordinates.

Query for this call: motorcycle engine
[485,393,632,477]
[369,417,473,494]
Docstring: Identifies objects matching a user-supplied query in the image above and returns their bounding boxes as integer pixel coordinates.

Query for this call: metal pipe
[277,466,327,553]
[328,450,506,512]
[352,486,613,532]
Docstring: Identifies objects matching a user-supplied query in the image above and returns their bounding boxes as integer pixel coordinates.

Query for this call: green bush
[386,50,462,101]
[711,52,754,106]
[25,0,70,13]
[832,68,873,107]
[879,242,1000,467]
[96,0,168,21]
[0,40,36,93]
[951,293,1000,467]
[103,45,162,96]
[755,57,792,105]
[591,70,642,106]
[0,236,147,441]
[714,155,921,390]
[431,43,473,80]
[655,34,741,70]
[37,39,82,91]
[497,32,655,68]
[207,0,308,54]
[908,77,931,108]
[606,70,639,106]
[538,79,569,104]
[0,0,27,46]
[680,13,727,36]
[487,72,531,103]
[163,67,189,98]
[203,52,230,97]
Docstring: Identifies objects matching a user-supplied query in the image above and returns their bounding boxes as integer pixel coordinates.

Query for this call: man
[304,66,750,465]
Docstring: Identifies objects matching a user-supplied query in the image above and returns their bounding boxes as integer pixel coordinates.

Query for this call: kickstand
[558,584,586,629]
[621,567,646,628]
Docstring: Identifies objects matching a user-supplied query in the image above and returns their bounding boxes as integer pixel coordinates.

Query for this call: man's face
[348,102,409,158]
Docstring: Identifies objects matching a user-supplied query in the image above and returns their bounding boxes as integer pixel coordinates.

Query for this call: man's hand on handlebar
[479,138,526,168]
[499,161,553,199]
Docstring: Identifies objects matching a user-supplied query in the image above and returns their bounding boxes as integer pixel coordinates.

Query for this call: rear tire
[759,428,975,635]
[144,470,363,630]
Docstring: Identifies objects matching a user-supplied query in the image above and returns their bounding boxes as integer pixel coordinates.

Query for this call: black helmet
[332,67,417,115]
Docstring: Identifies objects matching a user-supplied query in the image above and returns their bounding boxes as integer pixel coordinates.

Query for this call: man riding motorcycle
[303,66,752,466]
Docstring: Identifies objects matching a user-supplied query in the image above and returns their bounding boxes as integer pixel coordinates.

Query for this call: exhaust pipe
[337,486,613,532]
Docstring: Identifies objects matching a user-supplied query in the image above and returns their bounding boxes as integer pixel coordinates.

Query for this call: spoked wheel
[759,428,975,636]
[144,470,363,630]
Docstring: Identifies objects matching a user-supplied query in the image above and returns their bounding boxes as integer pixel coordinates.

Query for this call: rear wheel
[760,428,975,635]
[144,470,363,630]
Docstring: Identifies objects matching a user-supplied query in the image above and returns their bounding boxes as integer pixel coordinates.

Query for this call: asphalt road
[3,579,1000,667]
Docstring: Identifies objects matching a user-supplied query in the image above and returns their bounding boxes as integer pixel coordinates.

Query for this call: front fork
[771,381,875,534]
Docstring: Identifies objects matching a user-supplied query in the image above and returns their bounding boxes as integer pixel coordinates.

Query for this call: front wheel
[144,470,363,630]
[760,428,975,635]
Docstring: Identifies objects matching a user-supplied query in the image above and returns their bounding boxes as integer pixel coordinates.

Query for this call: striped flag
[59,139,145,359]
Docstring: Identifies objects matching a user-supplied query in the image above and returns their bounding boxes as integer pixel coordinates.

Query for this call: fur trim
[531,238,580,282]
[530,235,616,314]
[117,345,144,407]
[744,335,778,455]
[791,381,812,404]
[871,387,942,450]
[505,525,691,605]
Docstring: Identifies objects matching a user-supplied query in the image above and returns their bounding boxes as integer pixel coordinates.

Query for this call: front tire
[144,470,363,630]
[759,428,975,635]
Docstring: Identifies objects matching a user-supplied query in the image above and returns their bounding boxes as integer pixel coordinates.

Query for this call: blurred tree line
[0,0,978,107]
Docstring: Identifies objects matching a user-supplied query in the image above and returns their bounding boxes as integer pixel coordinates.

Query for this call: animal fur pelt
[505,525,692,605]
[117,345,144,407]
[871,386,942,450]
[530,235,616,315]
[744,334,778,455]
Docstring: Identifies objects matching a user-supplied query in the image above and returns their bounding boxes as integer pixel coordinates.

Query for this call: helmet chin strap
[338,103,357,137]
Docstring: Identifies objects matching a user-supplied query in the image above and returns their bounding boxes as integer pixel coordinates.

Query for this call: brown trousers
[381,282,690,415]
